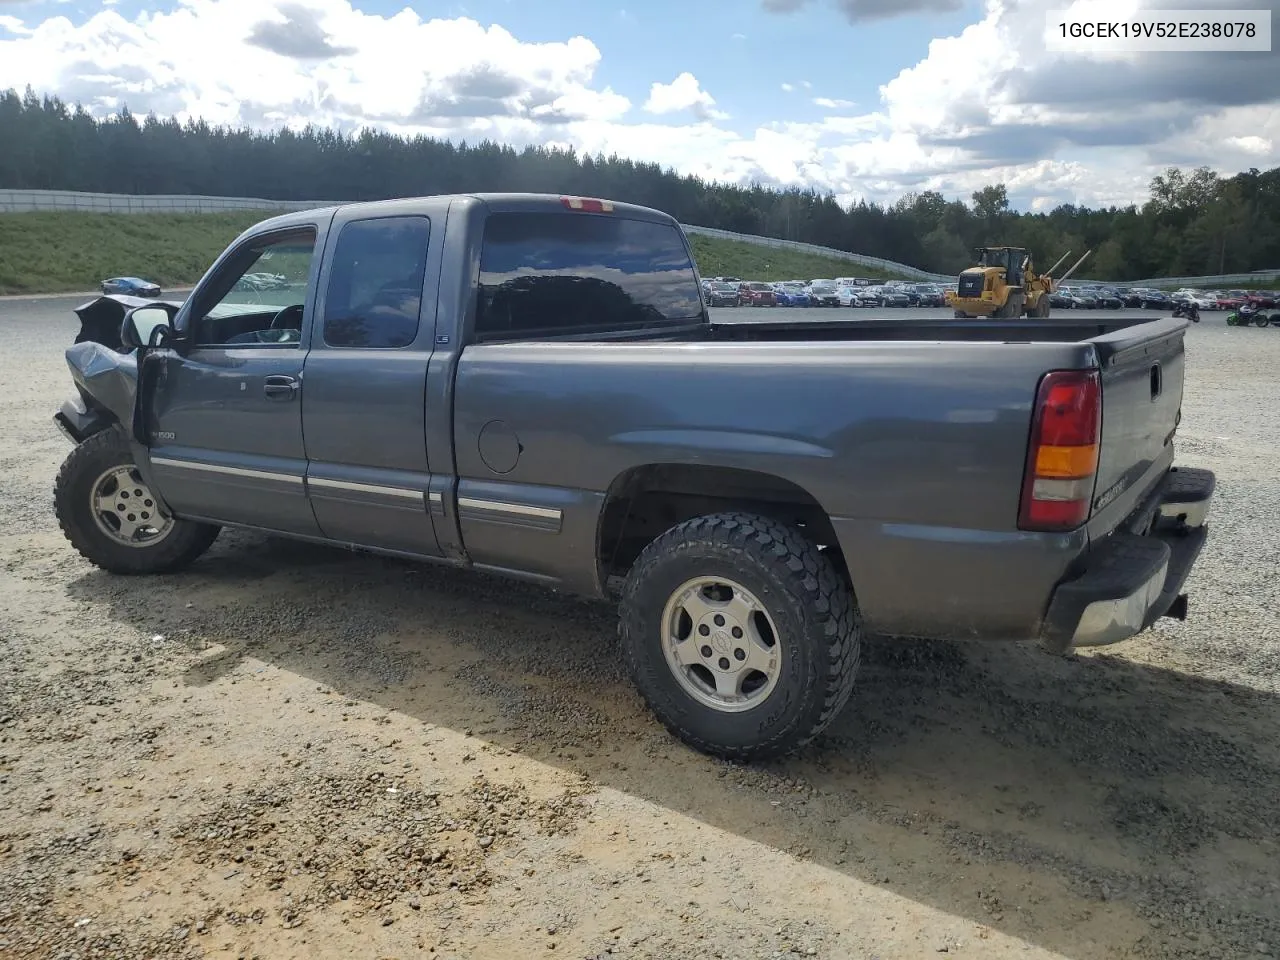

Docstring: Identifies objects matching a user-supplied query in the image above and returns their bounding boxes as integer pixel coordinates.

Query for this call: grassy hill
[685,233,916,283]
[0,211,264,295]
[0,210,912,296]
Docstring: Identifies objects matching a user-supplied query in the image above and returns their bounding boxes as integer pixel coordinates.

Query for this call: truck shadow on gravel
[68,529,1280,960]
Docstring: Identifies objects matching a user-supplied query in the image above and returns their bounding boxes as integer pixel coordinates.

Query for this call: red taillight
[1018,369,1102,532]
[561,196,613,213]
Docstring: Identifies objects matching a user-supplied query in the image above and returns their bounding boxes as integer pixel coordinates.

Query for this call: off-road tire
[618,512,861,761]
[994,291,1025,319]
[54,427,220,574]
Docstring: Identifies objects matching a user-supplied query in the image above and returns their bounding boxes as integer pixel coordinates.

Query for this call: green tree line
[2,87,1277,280]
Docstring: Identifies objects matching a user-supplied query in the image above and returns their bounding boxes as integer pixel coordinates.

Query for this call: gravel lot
[2,297,1279,960]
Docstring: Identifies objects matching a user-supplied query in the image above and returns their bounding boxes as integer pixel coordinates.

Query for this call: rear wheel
[1255,315,1271,328]
[618,512,861,761]
[54,427,220,574]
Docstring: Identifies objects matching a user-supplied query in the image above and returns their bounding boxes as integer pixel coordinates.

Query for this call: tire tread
[54,427,219,575]
[618,511,861,761]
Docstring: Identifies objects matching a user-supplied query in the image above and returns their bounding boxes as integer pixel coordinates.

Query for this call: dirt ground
[2,299,1279,960]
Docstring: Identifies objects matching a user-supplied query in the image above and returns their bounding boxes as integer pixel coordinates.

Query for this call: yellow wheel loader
[944,247,1092,320]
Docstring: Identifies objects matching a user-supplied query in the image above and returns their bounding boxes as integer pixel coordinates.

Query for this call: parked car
[1091,288,1125,310]
[772,281,811,307]
[1122,288,1171,310]
[55,192,1215,762]
[738,281,777,307]
[1170,290,1215,312]
[907,283,945,307]
[864,285,911,308]
[805,279,841,307]
[101,276,162,298]
[1247,291,1279,309]
[835,284,864,307]
[1060,286,1098,309]
[704,281,740,307]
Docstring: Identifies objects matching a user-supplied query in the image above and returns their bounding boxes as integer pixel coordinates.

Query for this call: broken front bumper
[1040,466,1216,654]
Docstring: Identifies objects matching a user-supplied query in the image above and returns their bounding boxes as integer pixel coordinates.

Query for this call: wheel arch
[595,462,849,592]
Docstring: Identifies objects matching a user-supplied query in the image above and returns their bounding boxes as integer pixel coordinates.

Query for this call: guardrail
[1111,270,1280,287]
[0,189,327,214]
[2,189,1274,288]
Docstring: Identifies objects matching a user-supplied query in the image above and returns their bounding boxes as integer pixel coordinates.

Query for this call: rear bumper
[1040,466,1215,654]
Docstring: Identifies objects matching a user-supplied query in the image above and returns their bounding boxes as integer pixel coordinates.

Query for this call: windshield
[749,282,771,290]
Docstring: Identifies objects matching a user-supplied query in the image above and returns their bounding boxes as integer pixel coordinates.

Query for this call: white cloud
[642,71,729,121]
[0,0,631,135]
[0,15,32,34]
[0,0,1274,212]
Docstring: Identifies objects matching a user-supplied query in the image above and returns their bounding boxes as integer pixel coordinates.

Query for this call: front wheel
[54,427,220,574]
[618,512,861,761]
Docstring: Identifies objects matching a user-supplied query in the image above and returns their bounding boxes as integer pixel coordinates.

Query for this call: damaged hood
[74,294,184,352]
[68,294,178,430]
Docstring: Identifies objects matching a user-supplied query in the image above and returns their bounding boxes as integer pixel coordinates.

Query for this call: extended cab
[53,193,1215,760]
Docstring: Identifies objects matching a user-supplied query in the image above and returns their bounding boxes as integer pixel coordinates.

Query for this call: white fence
[2,188,1275,288]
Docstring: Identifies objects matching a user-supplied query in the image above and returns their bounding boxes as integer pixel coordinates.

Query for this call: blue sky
[1,0,1277,210]
[425,0,980,122]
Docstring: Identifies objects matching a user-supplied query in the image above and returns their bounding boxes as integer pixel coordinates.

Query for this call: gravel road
[2,297,1279,960]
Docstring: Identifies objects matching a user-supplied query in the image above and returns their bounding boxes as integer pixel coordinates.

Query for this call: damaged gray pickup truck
[53,192,1216,760]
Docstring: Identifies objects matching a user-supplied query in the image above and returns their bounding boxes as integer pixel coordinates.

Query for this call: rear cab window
[474,211,704,340]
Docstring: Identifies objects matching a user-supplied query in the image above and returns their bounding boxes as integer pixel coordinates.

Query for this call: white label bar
[1044,8,1271,51]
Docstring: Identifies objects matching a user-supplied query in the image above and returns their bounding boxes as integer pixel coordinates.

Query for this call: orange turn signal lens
[1034,443,1099,478]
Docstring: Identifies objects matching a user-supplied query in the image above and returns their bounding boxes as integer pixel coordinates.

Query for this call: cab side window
[191,228,317,347]
[322,216,431,349]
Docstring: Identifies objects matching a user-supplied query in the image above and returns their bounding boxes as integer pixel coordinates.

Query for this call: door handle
[263,375,299,400]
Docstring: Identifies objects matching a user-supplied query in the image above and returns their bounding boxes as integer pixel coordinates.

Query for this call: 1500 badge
[151,431,176,442]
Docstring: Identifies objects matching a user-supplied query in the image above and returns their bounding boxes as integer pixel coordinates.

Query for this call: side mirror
[121,304,177,350]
